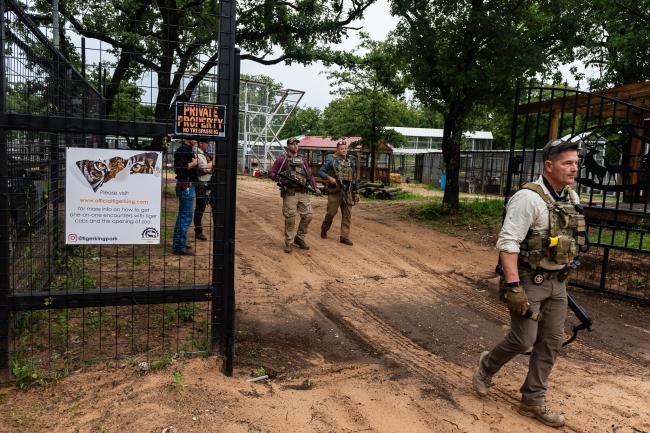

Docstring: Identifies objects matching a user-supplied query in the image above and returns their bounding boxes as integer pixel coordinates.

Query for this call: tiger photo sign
[175,101,226,138]
[65,147,163,245]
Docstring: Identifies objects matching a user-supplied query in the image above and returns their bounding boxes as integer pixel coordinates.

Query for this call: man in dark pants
[194,141,213,240]
[473,139,585,428]
[172,139,198,255]
[319,141,359,245]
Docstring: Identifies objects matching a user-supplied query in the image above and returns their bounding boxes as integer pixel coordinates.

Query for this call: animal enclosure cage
[0,0,239,381]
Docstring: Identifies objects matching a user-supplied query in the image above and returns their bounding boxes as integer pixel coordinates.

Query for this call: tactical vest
[336,158,353,182]
[519,182,587,269]
[282,156,308,187]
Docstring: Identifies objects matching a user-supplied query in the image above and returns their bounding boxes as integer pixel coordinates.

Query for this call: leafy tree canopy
[388,0,583,210]
[281,106,326,138]
[28,0,378,148]
[577,0,650,88]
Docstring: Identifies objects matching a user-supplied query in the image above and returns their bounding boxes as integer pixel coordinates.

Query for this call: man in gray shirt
[473,139,586,428]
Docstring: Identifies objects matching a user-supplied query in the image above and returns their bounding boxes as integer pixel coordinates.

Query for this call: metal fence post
[0,0,11,382]
[504,80,522,208]
[212,0,237,376]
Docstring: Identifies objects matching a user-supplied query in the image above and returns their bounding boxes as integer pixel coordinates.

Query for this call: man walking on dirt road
[319,141,360,245]
[473,139,586,428]
[269,137,320,253]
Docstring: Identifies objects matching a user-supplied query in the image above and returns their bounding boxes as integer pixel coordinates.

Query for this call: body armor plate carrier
[281,156,308,190]
[336,159,353,183]
[519,182,588,269]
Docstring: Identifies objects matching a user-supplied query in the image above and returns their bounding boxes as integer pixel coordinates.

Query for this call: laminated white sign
[65,147,163,244]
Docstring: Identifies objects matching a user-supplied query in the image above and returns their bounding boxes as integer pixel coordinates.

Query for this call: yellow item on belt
[548,236,559,247]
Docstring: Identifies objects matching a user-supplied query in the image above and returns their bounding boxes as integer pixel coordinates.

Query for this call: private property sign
[175,101,226,138]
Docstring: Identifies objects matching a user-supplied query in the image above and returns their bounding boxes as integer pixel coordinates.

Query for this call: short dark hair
[542,139,579,161]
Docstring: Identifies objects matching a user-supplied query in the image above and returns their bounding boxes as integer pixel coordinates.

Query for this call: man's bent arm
[499,251,520,283]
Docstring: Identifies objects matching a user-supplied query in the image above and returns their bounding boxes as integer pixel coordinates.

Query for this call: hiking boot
[284,242,292,253]
[293,238,310,250]
[518,403,565,427]
[196,233,208,241]
[472,351,492,397]
[320,229,327,239]
[340,238,353,246]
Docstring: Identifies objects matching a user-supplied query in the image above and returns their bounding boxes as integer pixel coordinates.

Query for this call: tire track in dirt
[354,221,647,372]
[434,272,650,371]
[318,279,589,433]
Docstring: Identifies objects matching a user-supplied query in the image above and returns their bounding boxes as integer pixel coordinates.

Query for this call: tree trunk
[441,99,468,212]
[105,51,132,117]
[370,144,377,183]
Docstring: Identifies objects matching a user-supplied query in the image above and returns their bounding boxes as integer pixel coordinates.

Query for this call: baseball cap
[287,138,300,145]
[542,139,579,161]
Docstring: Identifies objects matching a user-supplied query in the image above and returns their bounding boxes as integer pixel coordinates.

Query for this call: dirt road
[2,176,649,433]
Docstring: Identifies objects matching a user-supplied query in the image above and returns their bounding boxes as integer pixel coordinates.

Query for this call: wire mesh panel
[0,0,238,381]
[509,82,650,301]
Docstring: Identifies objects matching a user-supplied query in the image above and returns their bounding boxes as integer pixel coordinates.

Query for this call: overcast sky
[240,0,399,110]
[240,1,600,112]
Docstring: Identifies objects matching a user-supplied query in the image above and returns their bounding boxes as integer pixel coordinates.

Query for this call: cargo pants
[481,271,568,406]
[282,191,312,246]
[321,191,352,240]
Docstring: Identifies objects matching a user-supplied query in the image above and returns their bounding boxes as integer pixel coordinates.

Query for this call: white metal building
[385,127,493,154]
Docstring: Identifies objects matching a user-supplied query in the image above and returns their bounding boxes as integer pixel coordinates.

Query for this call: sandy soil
[1,176,649,433]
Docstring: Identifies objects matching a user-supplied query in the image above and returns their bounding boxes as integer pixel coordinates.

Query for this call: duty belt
[519,262,570,285]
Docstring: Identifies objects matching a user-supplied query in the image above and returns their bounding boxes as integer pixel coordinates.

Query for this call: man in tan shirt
[473,139,584,428]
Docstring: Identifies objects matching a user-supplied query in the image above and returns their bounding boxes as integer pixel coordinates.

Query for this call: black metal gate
[0,0,239,382]
[508,82,650,302]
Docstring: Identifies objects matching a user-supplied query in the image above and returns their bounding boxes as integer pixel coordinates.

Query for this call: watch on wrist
[505,281,520,288]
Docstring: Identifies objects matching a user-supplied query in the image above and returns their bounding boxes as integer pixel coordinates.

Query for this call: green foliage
[30,0,377,144]
[11,354,42,390]
[178,303,195,322]
[253,366,267,378]
[577,0,650,87]
[173,370,184,394]
[52,246,98,291]
[150,356,173,371]
[281,106,326,139]
[14,310,47,336]
[410,197,504,230]
[389,0,583,209]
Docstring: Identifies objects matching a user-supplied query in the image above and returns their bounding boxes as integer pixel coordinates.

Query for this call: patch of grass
[178,303,195,322]
[51,310,71,347]
[425,183,443,191]
[408,196,504,232]
[173,370,184,394]
[150,355,173,371]
[14,310,47,336]
[590,227,650,251]
[11,353,42,390]
[253,366,266,377]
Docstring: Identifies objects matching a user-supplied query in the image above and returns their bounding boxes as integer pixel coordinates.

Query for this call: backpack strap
[521,182,553,204]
